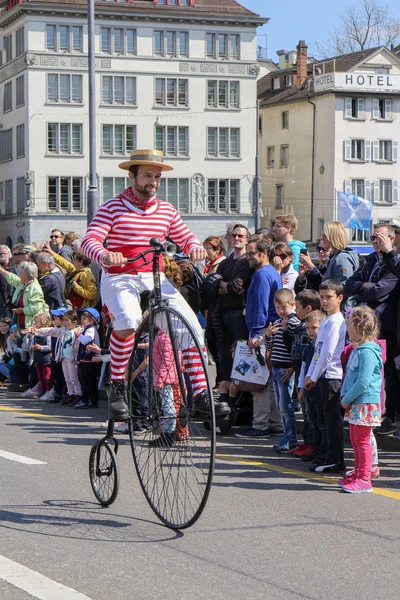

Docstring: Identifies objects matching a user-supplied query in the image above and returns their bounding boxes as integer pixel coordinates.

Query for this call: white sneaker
[40,391,52,402]
[22,388,41,399]
[46,388,56,400]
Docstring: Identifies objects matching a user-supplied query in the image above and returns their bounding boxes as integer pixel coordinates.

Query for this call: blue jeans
[158,385,176,434]
[272,367,297,442]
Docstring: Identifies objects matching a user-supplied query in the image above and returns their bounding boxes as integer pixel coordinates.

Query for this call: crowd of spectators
[0,215,399,484]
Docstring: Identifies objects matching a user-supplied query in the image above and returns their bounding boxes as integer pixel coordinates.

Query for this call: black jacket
[216,253,253,311]
[39,269,66,310]
[344,251,400,332]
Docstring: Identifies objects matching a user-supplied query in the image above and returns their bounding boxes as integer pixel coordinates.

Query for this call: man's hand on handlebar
[189,247,207,263]
[103,252,127,267]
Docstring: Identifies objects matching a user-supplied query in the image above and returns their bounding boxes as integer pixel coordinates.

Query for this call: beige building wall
[259,99,313,240]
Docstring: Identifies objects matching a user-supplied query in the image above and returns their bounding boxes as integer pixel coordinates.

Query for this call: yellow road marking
[0,406,66,422]
[217,454,400,500]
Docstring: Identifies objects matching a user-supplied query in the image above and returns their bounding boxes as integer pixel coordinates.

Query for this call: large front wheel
[127,306,216,529]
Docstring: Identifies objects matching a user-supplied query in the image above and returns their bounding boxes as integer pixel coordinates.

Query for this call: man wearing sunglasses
[214,224,253,388]
[345,222,399,435]
[47,230,74,263]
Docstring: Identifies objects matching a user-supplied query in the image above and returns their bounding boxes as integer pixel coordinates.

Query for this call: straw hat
[119,149,173,172]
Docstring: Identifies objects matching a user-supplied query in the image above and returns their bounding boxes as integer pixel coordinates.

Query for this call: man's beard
[0,258,8,266]
[133,181,158,199]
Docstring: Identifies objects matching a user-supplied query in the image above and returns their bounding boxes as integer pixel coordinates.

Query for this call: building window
[351,179,365,198]
[48,176,83,211]
[352,229,369,242]
[285,75,292,87]
[0,129,13,163]
[16,124,25,158]
[207,127,240,158]
[100,27,136,55]
[46,25,83,52]
[5,180,13,215]
[344,97,365,119]
[102,76,136,105]
[102,176,128,203]
[158,178,189,212]
[155,78,188,107]
[374,139,394,162]
[47,123,83,154]
[374,179,396,204]
[158,0,190,4]
[267,146,275,167]
[102,124,136,155]
[47,74,83,103]
[16,76,24,107]
[207,80,239,108]
[280,144,289,167]
[276,184,283,209]
[344,139,367,161]
[207,179,240,213]
[154,30,189,57]
[15,27,24,57]
[3,82,12,113]
[205,33,240,59]
[155,126,188,157]
[372,98,392,120]
[282,111,289,129]
[16,176,26,214]
[4,35,12,63]
[272,78,280,90]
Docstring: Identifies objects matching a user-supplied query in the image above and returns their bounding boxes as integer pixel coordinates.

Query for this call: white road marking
[0,450,46,465]
[0,554,92,599]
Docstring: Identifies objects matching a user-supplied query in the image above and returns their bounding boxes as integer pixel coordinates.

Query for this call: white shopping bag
[230,341,270,385]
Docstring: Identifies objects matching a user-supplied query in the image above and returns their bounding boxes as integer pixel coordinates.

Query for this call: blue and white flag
[336,190,372,231]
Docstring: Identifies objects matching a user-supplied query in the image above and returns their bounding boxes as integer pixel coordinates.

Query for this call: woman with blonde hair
[296,221,359,291]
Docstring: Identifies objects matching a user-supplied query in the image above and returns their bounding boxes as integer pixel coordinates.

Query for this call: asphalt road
[0,390,399,600]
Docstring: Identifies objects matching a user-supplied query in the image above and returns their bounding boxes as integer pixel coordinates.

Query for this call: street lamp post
[86,0,99,225]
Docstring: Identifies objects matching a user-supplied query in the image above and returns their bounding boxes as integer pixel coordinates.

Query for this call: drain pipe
[307,96,316,242]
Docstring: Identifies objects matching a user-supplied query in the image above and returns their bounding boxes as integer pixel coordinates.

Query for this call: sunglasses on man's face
[50,235,61,239]
[316,247,328,252]
[232,233,246,239]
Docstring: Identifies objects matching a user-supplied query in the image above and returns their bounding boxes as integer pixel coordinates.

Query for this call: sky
[240,0,400,60]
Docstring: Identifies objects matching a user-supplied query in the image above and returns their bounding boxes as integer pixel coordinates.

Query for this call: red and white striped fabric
[81,190,202,274]
[181,346,208,397]
[109,330,135,381]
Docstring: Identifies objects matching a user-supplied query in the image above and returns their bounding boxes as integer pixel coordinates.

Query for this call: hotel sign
[314,72,400,92]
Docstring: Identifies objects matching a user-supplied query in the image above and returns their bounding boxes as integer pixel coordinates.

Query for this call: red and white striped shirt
[81,191,202,274]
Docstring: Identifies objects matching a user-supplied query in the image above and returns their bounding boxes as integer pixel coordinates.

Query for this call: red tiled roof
[7,0,263,18]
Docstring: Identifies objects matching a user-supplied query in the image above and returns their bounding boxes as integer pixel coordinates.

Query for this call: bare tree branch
[312,0,400,58]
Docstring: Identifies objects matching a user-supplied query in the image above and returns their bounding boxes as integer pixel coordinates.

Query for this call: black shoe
[193,391,230,418]
[375,416,396,435]
[149,432,175,448]
[301,452,317,462]
[109,382,129,421]
[314,462,346,473]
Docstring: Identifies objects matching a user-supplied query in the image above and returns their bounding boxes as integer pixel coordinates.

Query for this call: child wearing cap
[75,308,101,409]
[48,308,68,403]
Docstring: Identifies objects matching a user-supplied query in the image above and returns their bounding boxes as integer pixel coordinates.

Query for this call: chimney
[296,40,308,87]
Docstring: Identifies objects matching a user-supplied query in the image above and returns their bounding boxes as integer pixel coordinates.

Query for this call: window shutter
[373,179,380,203]
[344,139,351,160]
[365,140,371,161]
[372,98,379,119]
[344,97,352,118]
[385,99,392,120]
[365,179,371,201]
[357,98,365,119]
[393,140,398,162]
[372,140,379,161]
[393,180,398,204]
[344,179,351,193]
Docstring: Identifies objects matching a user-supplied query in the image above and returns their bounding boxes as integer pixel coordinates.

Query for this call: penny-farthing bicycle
[89,238,216,529]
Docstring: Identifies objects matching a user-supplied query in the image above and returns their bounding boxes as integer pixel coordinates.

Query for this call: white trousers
[101,272,204,346]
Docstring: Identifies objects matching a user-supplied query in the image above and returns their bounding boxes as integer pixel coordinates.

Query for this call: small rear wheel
[89,440,119,506]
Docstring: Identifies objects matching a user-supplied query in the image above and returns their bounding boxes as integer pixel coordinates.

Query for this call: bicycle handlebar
[124,239,177,263]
